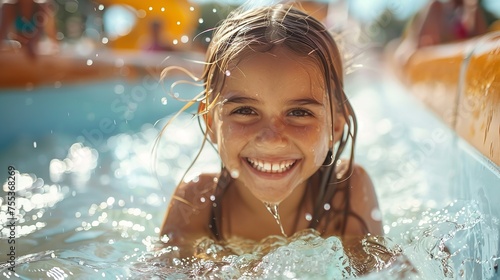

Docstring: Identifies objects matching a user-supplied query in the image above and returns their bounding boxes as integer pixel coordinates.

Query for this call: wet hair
[159,3,368,240]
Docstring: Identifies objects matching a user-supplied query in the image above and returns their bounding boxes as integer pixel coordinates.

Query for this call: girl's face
[210,47,333,204]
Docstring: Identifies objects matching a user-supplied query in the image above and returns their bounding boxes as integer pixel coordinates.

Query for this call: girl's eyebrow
[224,96,260,104]
[286,98,323,106]
[224,96,323,106]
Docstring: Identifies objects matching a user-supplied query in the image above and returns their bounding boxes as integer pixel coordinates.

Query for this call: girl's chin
[250,187,294,205]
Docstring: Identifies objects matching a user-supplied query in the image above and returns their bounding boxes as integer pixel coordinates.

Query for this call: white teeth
[246,158,296,173]
[271,163,279,172]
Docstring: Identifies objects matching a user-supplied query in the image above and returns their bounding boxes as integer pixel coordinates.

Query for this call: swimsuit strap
[14,0,38,34]
[15,16,36,34]
[209,168,232,240]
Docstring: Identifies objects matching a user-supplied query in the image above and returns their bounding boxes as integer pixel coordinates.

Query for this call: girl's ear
[198,101,217,144]
[332,112,346,144]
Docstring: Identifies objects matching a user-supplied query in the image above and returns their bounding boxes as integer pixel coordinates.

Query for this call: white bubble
[161,7,165,12]
[86,59,93,66]
[371,208,382,221]
[198,18,204,24]
[148,6,153,11]
[305,213,312,221]
[161,97,167,105]
[212,8,217,13]
[173,39,178,45]
[190,6,195,11]
[181,35,189,43]
[33,141,37,148]
[98,4,104,11]
[230,169,239,178]
[323,203,331,211]
[176,21,181,25]
[114,84,125,94]
[225,70,231,76]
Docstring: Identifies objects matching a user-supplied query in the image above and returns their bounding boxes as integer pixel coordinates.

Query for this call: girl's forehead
[225,47,325,87]
[219,48,328,104]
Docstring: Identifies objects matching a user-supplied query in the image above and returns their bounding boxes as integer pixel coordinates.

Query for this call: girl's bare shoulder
[333,160,382,235]
[160,173,219,242]
[173,173,219,203]
[348,163,383,235]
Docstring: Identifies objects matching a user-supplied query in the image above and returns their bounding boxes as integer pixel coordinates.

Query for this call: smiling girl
[159,3,382,250]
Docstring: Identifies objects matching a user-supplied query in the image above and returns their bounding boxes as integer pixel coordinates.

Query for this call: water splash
[131,229,413,279]
[263,202,287,237]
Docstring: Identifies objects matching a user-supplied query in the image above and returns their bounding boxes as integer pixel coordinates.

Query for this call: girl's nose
[255,121,288,148]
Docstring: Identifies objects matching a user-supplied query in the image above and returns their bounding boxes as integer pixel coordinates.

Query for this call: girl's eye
[231,107,256,115]
[288,108,312,117]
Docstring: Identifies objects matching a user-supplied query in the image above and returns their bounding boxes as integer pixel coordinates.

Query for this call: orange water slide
[401,32,500,166]
[96,0,200,50]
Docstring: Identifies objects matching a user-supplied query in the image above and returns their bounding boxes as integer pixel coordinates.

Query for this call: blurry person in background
[144,20,173,52]
[60,15,97,56]
[391,0,489,69]
[0,0,57,59]
[409,0,488,48]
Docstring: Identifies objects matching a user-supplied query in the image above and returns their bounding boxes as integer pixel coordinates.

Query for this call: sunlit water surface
[0,72,499,279]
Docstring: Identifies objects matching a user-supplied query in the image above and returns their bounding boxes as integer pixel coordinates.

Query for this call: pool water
[0,67,499,279]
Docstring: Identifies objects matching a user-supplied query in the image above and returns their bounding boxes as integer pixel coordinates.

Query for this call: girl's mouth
[246,157,297,174]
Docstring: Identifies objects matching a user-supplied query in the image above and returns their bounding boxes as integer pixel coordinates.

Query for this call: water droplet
[102,37,108,44]
[323,203,331,211]
[86,59,93,66]
[212,8,217,13]
[173,39,178,45]
[371,208,382,221]
[305,213,312,221]
[225,70,231,76]
[230,169,239,178]
[181,35,189,43]
[161,97,168,105]
[148,6,153,11]
[33,141,37,148]
[161,7,165,12]
[264,202,287,237]
[198,18,204,24]
[176,21,181,25]
[190,6,195,11]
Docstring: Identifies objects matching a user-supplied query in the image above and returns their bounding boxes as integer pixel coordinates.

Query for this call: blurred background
[0,0,499,84]
[0,0,499,86]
